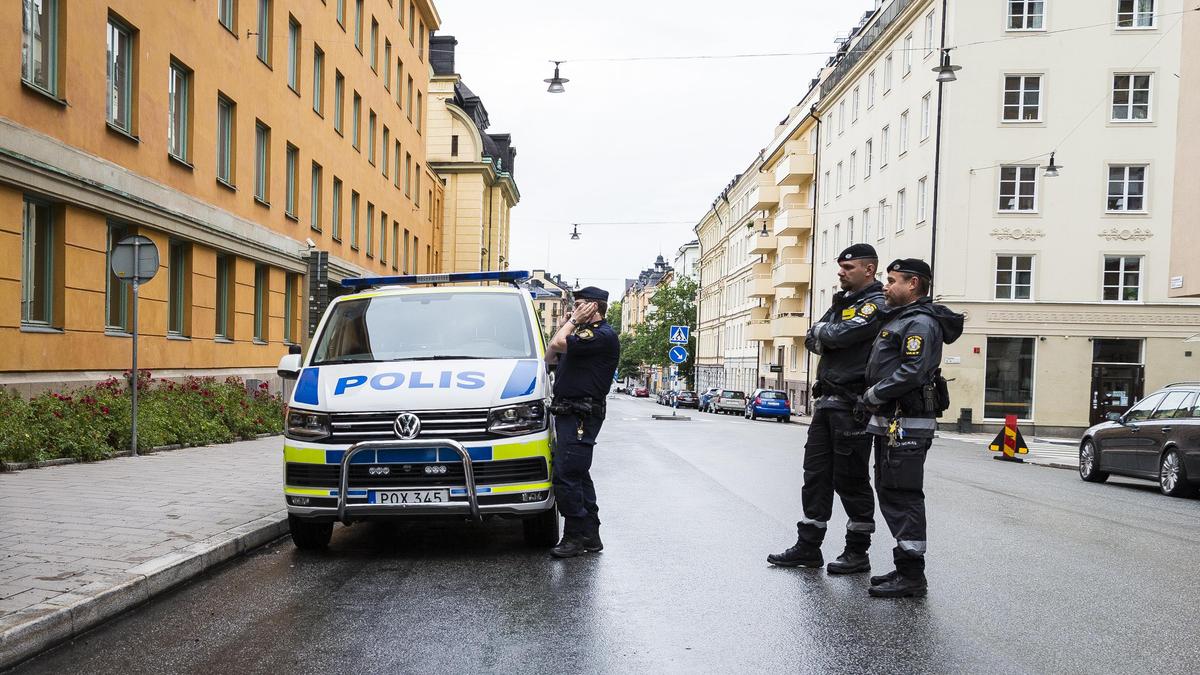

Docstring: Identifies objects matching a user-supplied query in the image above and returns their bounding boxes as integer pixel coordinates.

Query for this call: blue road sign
[668,346,688,364]
[669,326,690,344]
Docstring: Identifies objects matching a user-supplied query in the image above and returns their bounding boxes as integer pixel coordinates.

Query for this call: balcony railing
[774,205,814,237]
[747,320,773,342]
[750,176,780,211]
[821,0,915,98]
[771,314,807,339]
[749,233,778,255]
[775,153,816,187]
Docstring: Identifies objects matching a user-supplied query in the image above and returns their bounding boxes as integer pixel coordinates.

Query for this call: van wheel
[289,515,333,550]
[524,506,560,547]
[1160,449,1196,498]
[1078,439,1108,483]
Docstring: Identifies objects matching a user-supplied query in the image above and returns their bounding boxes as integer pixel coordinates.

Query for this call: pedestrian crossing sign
[669,325,690,344]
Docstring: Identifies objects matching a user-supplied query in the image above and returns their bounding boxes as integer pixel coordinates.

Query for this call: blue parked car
[745,389,792,422]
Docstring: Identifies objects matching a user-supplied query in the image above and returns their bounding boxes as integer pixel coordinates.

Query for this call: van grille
[285,457,549,489]
[328,408,496,443]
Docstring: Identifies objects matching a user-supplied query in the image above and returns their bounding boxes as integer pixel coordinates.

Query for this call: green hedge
[0,372,285,465]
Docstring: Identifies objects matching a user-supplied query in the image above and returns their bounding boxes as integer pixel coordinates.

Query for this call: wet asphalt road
[12,396,1200,674]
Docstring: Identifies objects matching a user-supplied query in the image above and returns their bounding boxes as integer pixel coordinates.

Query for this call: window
[394,141,401,187]
[333,71,344,133]
[406,76,414,120]
[862,208,871,242]
[106,18,135,133]
[846,216,855,242]
[833,223,841,250]
[253,265,269,342]
[408,2,416,43]
[354,0,363,51]
[821,229,828,263]
[877,200,888,240]
[852,87,860,122]
[896,189,906,232]
[1112,74,1151,121]
[216,95,235,185]
[1103,256,1142,301]
[254,122,270,202]
[392,222,399,270]
[215,254,233,339]
[925,10,936,53]
[416,92,423,132]
[366,202,375,256]
[985,337,1035,419]
[218,0,234,31]
[368,111,377,165]
[1107,165,1147,211]
[880,126,890,167]
[415,165,421,206]
[168,241,190,336]
[883,55,893,93]
[168,61,191,162]
[395,58,403,104]
[310,163,322,231]
[331,177,343,240]
[822,171,830,205]
[370,18,379,71]
[284,273,298,344]
[336,0,345,28]
[352,93,361,149]
[1008,1,1045,30]
[22,0,59,95]
[287,18,300,92]
[1117,0,1156,28]
[921,93,931,139]
[864,139,873,178]
[404,152,412,197]
[899,111,910,155]
[350,190,360,249]
[21,198,56,326]
[257,0,271,65]
[1149,391,1192,420]
[838,100,846,135]
[105,223,131,331]
[836,162,843,197]
[1003,75,1042,122]
[867,70,876,107]
[379,211,388,264]
[849,151,857,189]
[1124,392,1165,423]
[312,46,324,115]
[384,41,392,91]
[998,166,1037,212]
[903,34,913,75]
[995,255,1033,300]
[917,176,928,222]
[285,143,298,217]
[1093,338,1141,364]
[382,127,389,177]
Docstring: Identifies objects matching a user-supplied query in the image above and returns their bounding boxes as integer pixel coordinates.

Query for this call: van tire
[524,506,560,547]
[289,515,333,550]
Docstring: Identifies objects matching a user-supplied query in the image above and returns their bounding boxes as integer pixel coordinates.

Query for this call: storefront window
[1092,338,1141,364]
[985,337,1035,419]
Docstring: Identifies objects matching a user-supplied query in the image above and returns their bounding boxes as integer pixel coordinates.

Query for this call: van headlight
[488,401,547,436]
[287,409,331,440]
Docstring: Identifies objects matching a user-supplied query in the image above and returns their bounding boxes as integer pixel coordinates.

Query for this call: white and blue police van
[276,271,558,549]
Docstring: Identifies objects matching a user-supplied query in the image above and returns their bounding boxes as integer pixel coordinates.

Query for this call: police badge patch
[576,328,595,340]
[841,308,857,320]
[904,335,924,355]
[859,302,878,318]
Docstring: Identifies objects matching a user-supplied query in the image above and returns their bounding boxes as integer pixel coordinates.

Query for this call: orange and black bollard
[988,414,1029,463]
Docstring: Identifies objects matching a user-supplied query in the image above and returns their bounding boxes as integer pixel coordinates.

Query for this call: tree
[606,300,623,333]
[628,277,699,388]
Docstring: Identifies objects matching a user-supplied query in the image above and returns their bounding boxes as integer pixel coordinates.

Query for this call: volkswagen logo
[368,466,391,476]
[393,412,421,440]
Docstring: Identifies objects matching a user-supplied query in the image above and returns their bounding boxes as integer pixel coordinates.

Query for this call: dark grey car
[1079,382,1200,497]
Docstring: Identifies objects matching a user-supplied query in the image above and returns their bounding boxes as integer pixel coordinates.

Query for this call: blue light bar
[340,270,532,290]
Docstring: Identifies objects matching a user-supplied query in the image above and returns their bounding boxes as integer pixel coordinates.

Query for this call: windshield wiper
[312,357,379,366]
[402,355,490,361]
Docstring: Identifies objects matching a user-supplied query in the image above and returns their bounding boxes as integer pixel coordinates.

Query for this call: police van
[276,271,558,549]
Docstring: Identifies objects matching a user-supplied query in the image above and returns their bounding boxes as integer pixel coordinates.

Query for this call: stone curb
[0,433,281,473]
[0,511,289,670]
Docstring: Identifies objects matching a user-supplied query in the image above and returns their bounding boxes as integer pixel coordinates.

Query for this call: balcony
[774,143,816,186]
[750,176,780,211]
[771,314,807,339]
[748,263,775,298]
[774,197,814,237]
[772,247,811,288]
[749,233,778,255]
[747,320,773,342]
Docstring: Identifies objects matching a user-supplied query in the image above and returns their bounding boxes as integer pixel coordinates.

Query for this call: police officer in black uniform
[544,287,621,558]
[769,244,885,573]
[860,259,963,598]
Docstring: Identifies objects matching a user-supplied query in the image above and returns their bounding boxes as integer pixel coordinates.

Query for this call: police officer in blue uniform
[544,287,621,558]
[860,259,963,598]
[769,244,885,573]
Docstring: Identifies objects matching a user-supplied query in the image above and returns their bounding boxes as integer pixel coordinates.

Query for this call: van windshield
[312,292,536,364]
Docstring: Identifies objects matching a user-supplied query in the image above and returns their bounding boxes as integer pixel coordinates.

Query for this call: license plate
[371,489,450,505]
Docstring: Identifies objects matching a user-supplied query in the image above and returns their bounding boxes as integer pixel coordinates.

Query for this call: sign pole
[130,238,140,458]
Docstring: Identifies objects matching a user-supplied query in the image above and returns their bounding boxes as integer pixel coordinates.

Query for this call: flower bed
[0,372,284,465]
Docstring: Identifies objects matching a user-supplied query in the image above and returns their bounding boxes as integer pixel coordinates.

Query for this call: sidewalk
[0,437,287,669]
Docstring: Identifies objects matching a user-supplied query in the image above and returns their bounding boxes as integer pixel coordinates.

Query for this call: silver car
[713,389,748,415]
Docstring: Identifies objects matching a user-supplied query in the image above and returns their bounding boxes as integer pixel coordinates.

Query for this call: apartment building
[1168,7,1199,299]
[4,0,443,392]
[527,269,572,339]
[673,239,701,283]
[427,36,519,274]
[813,0,1200,433]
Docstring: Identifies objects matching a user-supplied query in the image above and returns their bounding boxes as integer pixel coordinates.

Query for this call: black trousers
[873,435,932,577]
[797,407,876,552]
[552,413,604,537]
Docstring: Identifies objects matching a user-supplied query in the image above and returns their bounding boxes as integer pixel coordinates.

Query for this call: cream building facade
[527,269,572,339]
[813,0,1200,434]
[427,36,519,273]
[1168,7,1200,299]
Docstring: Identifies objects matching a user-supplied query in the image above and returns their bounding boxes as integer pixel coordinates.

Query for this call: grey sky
[436,1,874,299]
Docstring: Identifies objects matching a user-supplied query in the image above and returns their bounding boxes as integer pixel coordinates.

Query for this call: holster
[550,397,605,419]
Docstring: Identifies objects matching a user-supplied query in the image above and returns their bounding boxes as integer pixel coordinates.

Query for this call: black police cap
[575,286,609,302]
[838,243,878,262]
[887,258,933,280]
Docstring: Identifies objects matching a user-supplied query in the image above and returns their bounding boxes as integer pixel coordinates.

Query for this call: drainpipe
[929,0,950,293]
[804,105,822,415]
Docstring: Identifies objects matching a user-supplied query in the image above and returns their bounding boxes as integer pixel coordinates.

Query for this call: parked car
[699,387,721,413]
[712,390,748,415]
[632,386,650,398]
[745,389,792,422]
[675,391,699,409]
[1079,382,1200,497]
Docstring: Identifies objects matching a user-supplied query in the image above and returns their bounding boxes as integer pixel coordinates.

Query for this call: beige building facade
[1168,8,1200,299]
[527,269,573,339]
[427,36,518,274]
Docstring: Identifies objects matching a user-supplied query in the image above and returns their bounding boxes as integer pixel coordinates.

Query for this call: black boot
[870,570,898,586]
[826,550,871,575]
[767,542,823,568]
[583,530,603,552]
[867,573,927,598]
[551,534,589,558]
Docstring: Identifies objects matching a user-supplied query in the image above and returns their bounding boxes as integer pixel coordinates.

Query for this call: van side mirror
[278,353,302,380]
[1105,411,1124,424]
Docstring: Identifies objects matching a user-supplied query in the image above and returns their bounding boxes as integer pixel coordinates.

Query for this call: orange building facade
[1,0,444,392]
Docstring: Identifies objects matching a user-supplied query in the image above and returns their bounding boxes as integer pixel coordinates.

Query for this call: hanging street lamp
[932,49,962,83]
[569,223,581,240]
[1043,152,1062,177]
[545,61,569,93]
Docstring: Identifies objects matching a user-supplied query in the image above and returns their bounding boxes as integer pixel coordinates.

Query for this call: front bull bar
[336,439,482,524]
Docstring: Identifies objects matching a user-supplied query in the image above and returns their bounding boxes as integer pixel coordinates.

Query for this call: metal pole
[130,240,140,457]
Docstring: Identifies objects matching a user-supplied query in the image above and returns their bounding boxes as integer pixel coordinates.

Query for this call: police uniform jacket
[863,297,964,438]
[553,319,621,402]
[806,281,886,410]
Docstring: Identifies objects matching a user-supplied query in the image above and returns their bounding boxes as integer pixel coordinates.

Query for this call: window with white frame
[216,95,235,184]
[1103,255,1142,301]
[847,215,855,242]
[106,17,135,133]
[921,93,931,139]
[836,162,843,197]
[254,122,269,202]
[999,166,1037,212]
[22,0,60,95]
[883,55,893,93]
[868,70,876,107]
[899,111,910,154]
[924,10,935,54]
[1107,165,1147,211]
[839,100,846,134]
[834,223,841,250]
[880,126,890,167]
[995,255,1033,300]
[1117,0,1156,29]
[821,229,828,263]
[917,176,928,222]
[168,61,191,162]
[865,139,873,178]
[903,34,913,75]
[862,208,872,242]
[1112,73,1151,121]
[287,17,300,92]
[852,86,860,122]
[849,151,857,189]
[896,189,907,232]
[877,199,888,240]
[822,171,830,204]
[1003,75,1042,121]
[1008,1,1045,30]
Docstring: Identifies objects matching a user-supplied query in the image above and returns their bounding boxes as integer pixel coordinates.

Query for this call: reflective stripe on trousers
[898,539,927,555]
[799,517,827,529]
